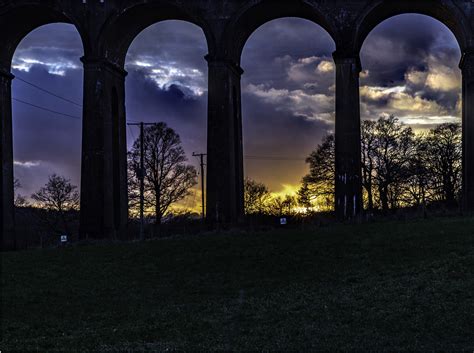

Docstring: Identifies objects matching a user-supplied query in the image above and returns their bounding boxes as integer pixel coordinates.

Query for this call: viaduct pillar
[461,51,474,211]
[205,55,245,225]
[333,52,363,219]
[0,69,15,250]
[79,57,128,240]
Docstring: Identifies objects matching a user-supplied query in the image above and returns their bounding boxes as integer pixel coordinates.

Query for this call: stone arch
[98,1,214,69]
[0,2,87,250]
[222,0,338,63]
[0,2,88,69]
[239,17,337,211]
[355,3,474,212]
[354,0,472,54]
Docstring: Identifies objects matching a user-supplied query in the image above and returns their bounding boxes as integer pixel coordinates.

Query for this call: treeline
[244,178,299,216]
[245,116,462,215]
[300,116,461,212]
[16,117,462,226]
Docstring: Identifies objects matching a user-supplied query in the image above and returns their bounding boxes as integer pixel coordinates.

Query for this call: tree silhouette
[360,117,461,211]
[31,174,79,234]
[300,134,335,211]
[404,134,431,208]
[426,123,462,206]
[370,115,414,211]
[301,116,462,214]
[13,178,28,207]
[244,178,271,215]
[128,123,197,224]
[361,120,377,211]
[297,181,313,212]
[268,195,297,217]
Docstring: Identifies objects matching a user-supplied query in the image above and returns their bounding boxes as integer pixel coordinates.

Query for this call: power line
[12,97,82,120]
[14,75,140,124]
[15,75,83,108]
[14,96,140,124]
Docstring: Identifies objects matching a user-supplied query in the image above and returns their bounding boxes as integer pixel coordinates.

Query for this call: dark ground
[1,216,474,351]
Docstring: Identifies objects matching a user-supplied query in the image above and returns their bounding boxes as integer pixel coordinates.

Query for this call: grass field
[2,217,474,351]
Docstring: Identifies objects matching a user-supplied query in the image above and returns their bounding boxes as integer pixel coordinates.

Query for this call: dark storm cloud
[359,14,461,125]
[242,18,335,90]
[125,69,207,158]
[360,14,460,86]
[126,21,208,97]
[12,24,83,75]
[126,21,208,69]
[243,31,334,125]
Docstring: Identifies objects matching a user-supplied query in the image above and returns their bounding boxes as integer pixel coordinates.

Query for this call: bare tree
[244,178,271,215]
[300,134,335,211]
[404,134,431,208]
[361,118,462,212]
[128,123,197,224]
[371,116,414,211]
[297,181,313,212]
[361,120,377,211]
[13,178,20,191]
[127,159,141,219]
[426,123,462,206]
[31,174,79,234]
[268,195,297,217]
[13,178,28,207]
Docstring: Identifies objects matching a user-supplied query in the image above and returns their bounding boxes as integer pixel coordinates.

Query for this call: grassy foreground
[1,217,474,351]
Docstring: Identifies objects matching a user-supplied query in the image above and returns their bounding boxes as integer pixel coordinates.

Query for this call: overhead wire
[12,98,81,120]
[15,75,83,107]
[12,75,139,124]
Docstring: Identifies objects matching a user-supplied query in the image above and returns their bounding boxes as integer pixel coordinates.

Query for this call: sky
[11,14,462,204]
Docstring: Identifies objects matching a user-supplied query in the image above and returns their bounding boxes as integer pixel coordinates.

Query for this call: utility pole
[127,122,156,240]
[193,152,207,221]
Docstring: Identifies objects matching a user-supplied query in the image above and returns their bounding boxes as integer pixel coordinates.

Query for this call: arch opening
[10,23,84,246]
[240,17,336,216]
[124,20,208,226]
[359,14,462,212]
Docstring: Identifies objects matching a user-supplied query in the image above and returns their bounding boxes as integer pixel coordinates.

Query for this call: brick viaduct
[1,0,474,249]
